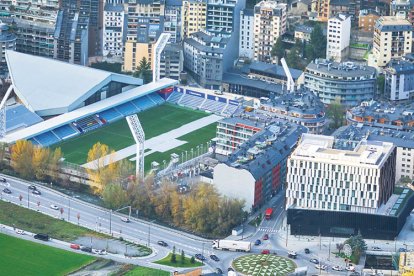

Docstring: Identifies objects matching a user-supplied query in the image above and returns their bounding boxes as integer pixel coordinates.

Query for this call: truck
[212,240,251,252]
[265,208,273,220]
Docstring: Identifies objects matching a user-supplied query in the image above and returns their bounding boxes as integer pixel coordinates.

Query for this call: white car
[92,249,107,255]
[50,204,59,210]
[121,217,130,223]
[15,229,25,235]
[315,264,327,270]
[332,266,344,271]
[346,265,356,272]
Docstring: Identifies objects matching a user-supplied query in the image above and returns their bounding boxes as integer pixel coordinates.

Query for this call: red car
[261,249,270,254]
[263,234,269,240]
[70,244,80,250]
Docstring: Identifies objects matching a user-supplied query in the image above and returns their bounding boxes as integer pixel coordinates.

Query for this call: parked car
[261,249,270,254]
[15,229,24,235]
[3,188,11,194]
[346,265,356,272]
[310,259,319,264]
[157,240,168,247]
[254,239,261,245]
[34,233,49,241]
[80,246,92,253]
[263,234,269,240]
[332,266,344,271]
[92,249,106,255]
[32,189,41,195]
[216,268,223,274]
[195,254,206,261]
[371,246,382,251]
[210,254,220,262]
[288,251,297,259]
[50,204,59,210]
[399,247,407,252]
[121,217,130,223]
[70,244,80,250]
[315,264,327,270]
[28,185,37,190]
[0,177,6,182]
[304,248,310,254]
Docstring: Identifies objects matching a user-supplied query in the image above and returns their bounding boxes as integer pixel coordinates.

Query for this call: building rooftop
[329,13,351,21]
[359,9,380,17]
[385,59,414,75]
[306,59,376,78]
[375,16,412,32]
[184,31,229,54]
[104,3,124,12]
[222,72,284,92]
[241,8,254,16]
[295,25,314,34]
[292,133,395,168]
[330,0,350,6]
[225,120,306,180]
[244,61,303,81]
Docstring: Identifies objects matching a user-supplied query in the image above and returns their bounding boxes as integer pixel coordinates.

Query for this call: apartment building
[159,43,183,80]
[181,0,207,39]
[239,9,254,59]
[102,3,125,61]
[0,23,16,77]
[313,0,330,22]
[206,0,237,34]
[326,13,351,62]
[371,16,412,68]
[164,0,182,43]
[253,1,287,63]
[384,58,414,101]
[390,0,414,25]
[358,9,380,32]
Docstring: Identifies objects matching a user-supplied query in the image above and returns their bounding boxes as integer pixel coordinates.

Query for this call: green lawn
[143,122,217,170]
[53,104,208,164]
[154,253,203,268]
[124,266,170,276]
[0,233,95,276]
[0,200,105,242]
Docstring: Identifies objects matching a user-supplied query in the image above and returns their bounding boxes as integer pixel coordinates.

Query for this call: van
[34,233,49,241]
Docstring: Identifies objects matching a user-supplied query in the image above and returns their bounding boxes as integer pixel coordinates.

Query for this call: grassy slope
[0,233,95,276]
[154,253,203,268]
[53,104,208,164]
[0,200,104,242]
[124,266,170,276]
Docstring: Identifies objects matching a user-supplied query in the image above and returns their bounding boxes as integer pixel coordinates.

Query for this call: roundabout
[232,254,296,276]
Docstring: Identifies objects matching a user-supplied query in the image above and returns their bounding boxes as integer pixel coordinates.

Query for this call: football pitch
[54,104,215,165]
[0,233,95,276]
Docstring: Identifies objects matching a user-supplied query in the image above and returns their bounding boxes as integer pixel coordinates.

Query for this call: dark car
[157,240,168,247]
[195,254,206,261]
[2,188,11,194]
[28,185,37,190]
[32,189,41,195]
[34,233,49,241]
[228,268,234,272]
[263,234,269,240]
[210,254,220,262]
[304,248,310,254]
[254,239,261,245]
[399,247,407,252]
[80,246,92,253]
[0,177,6,182]
[216,268,223,274]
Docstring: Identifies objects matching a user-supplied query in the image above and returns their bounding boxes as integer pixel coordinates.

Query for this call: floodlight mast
[153,33,171,82]
[0,85,14,138]
[126,115,145,181]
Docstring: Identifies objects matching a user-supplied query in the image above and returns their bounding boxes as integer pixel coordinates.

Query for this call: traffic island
[232,254,296,276]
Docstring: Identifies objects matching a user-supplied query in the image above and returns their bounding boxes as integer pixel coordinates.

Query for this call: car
[157,240,168,247]
[288,251,297,259]
[371,246,382,251]
[50,204,59,210]
[15,229,24,235]
[227,268,234,272]
[28,185,36,190]
[2,188,11,194]
[210,254,219,262]
[254,239,261,245]
[399,247,408,252]
[34,233,49,241]
[310,259,319,264]
[121,217,130,223]
[0,177,6,182]
[92,248,107,255]
[80,246,92,253]
[70,244,80,250]
[349,272,361,276]
[332,266,344,271]
[195,254,206,261]
[216,268,223,274]
[304,248,310,254]
[261,249,270,254]
[315,264,327,270]
[346,265,356,272]
[263,234,269,240]
[32,189,41,195]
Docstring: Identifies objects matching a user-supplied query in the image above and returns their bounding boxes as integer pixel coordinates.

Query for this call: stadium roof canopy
[6,50,142,116]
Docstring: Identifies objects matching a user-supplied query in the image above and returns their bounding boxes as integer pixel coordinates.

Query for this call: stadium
[1,50,241,173]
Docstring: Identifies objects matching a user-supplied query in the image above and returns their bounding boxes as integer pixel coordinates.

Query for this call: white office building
[239,9,254,59]
[286,133,396,214]
[326,13,351,62]
[103,3,125,61]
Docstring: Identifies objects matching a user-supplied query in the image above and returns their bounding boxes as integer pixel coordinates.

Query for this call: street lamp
[27,186,30,208]
[148,219,156,246]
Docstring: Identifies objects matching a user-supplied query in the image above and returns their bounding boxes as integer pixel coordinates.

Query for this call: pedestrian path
[258,227,278,233]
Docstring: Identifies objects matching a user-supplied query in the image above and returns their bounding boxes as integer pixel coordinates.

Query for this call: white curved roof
[6,50,142,115]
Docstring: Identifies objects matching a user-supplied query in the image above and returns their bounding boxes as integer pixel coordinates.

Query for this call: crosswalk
[259,227,278,233]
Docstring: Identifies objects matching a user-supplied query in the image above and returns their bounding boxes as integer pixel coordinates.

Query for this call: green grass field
[124,266,170,276]
[154,253,203,268]
[0,233,95,276]
[53,104,208,164]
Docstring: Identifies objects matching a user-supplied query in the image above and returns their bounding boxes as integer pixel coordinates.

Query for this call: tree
[336,243,344,254]
[49,147,63,181]
[310,24,326,59]
[102,183,128,209]
[327,97,345,129]
[171,246,177,263]
[32,147,51,180]
[271,37,285,62]
[345,233,367,257]
[180,250,185,264]
[377,74,385,98]
[190,256,195,264]
[134,57,152,84]
[11,140,34,179]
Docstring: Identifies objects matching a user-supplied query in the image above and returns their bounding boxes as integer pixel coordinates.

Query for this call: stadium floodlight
[0,85,14,138]
[126,115,145,181]
[153,33,171,82]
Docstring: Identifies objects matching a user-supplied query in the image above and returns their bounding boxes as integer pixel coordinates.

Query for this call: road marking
[259,227,278,233]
